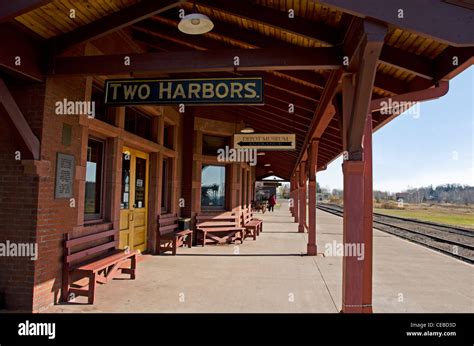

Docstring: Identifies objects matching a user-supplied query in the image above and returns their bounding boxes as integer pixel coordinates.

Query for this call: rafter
[53,0,185,51]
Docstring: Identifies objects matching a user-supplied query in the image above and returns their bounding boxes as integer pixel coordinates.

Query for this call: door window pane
[201,165,226,209]
[84,139,103,220]
[135,157,147,208]
[161,158,168,212]
[121,153,131,209]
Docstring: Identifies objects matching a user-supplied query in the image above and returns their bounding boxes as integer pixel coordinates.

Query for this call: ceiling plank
[196,0,343,46]
[151,13,328,88]
[133,22,326,94]
[319,0,474,46]
[0,0,52,23]
[53,0,185,51]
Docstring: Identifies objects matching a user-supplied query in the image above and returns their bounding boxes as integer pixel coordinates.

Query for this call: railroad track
[316,204,474,264]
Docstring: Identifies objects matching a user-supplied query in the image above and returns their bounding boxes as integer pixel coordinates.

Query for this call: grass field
[373,204,474,229]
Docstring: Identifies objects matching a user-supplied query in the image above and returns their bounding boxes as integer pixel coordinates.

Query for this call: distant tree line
[325,184,474,205]
[391,184,474,204]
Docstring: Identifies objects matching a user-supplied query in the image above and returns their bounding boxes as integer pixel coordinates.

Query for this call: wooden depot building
[0,0,472,312]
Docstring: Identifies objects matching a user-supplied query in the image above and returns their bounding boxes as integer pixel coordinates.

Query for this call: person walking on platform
[268,194,277,212]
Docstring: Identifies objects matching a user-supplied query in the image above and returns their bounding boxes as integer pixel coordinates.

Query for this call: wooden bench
[157,213,193,255]
[62,228,138,304]
[242,209,263,240]
[196,212,245,246]
[250,208,263,233]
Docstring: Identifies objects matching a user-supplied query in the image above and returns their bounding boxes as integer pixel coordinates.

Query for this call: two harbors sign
[104,77,264,105]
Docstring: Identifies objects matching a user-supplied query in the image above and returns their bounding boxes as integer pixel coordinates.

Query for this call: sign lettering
[104,78,264,105]
[234,134,296,150]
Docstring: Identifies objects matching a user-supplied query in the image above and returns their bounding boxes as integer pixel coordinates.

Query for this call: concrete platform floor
[47,201,473,313]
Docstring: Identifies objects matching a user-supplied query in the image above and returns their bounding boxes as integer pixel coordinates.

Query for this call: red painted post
[289,179,294,216]
[307,140,318,255]
[362,113,373,311]
[298,162,306,233]
[293,172,299,223]
[342,113,373,313]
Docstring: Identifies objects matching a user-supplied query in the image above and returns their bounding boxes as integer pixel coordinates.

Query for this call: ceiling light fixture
[257,152,265,156]
[240,125,255,133]
[178,3,214,35]
[264,163,271,167]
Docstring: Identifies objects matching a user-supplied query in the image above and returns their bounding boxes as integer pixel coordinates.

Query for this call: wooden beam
[292,69,343,177]
[379,45,434,80]
[371,81,449,131]
[133,22,327,92]
[0,23,44,81]
[53,0,185,51]
[0,78,40,160]
[0,0,52,23]
[51,47,342,76]
[434,47,474,83]
[150,13,328,88]
[196,0,342,46]
[195,1,437,81]
[319,0,474,46]
[265,88,318,113]
[346,21,387,159]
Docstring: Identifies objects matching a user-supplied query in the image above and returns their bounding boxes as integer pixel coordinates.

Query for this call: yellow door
[119,147,149,252]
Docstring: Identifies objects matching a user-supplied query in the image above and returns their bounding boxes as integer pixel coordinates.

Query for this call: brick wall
[0,79,45,311]
[31,76,88,312]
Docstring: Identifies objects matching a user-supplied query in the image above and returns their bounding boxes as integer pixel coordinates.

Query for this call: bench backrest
[196,212,240,229]
[157,213,179,236]
[64,228,118,270]
[241,209,252,225]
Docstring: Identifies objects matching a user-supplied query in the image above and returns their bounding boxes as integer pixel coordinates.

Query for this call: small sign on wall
[234,133,296,150]
[55,153,75,199]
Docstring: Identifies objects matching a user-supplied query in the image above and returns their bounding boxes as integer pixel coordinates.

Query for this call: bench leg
[172,238,177,255]
[88,272,96,304]
[201,231,206,247]
[187,234,192,248]
[130,255,137,280]
[61,269,70,302]
[253,227,257,241]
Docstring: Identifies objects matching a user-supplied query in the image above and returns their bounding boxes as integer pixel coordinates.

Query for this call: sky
[317,66,474,193]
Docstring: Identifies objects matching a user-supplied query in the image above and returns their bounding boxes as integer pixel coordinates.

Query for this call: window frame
[84,137,106,222]
[201,163,227,211]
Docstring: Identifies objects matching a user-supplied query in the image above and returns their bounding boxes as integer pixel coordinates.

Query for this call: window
[201,165,226,209]
[134,157,146,209]
[121,153,131,209]
[161,158,170,212]
[202,135,229,156]
[163,124,174,149]
[125,107,152,140]
[84,139,104,220]
[91,84,115,125]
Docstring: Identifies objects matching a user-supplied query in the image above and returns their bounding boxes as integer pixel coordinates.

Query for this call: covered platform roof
[1,0,473,179]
